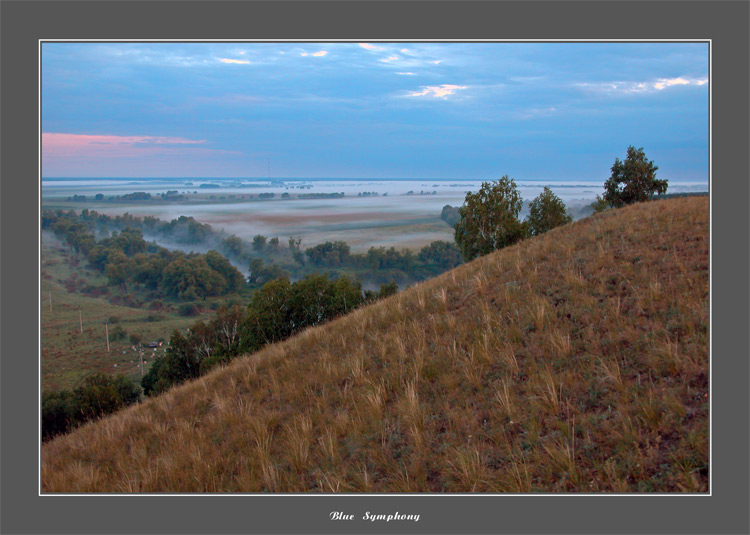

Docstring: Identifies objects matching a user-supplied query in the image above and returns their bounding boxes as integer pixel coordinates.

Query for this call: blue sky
[42,42,709,181]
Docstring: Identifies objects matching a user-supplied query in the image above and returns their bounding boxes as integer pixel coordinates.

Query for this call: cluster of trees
[160,190,186,201]
[42,374,141,440]
[43,211,245,300]
[142,274,397,395]
[454,147,668,261]
[454,177,572,261]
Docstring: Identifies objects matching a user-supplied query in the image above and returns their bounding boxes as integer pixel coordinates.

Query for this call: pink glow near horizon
[40,133,249,176]
[42,133,207,158]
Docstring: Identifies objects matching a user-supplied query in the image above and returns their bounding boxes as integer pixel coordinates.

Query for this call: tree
[440,205,461,227]
[220,235,243,258]
[454,176,528,261]
[526,187,572,236]
[603,146,667,208]
[252,235,267,251]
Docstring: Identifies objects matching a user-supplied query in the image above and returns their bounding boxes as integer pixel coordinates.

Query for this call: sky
[42,42,709,182]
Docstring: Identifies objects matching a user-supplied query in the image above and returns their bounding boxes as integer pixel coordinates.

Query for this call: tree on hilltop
[526,187,572,236]
[454,176,528,261]
[603,146,667,208]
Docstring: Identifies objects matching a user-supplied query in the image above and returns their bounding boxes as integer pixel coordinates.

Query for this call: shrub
[178,303,200,317]
[42,374,141,440]
[109,324,127,341]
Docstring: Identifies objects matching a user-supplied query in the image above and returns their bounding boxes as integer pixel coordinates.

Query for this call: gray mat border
[2,1,748,534]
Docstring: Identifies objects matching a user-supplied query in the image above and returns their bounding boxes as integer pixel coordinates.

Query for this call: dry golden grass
[42,197,709,493]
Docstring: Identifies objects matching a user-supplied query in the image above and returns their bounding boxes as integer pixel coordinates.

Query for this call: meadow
[41,236,230,391]
[42,196,709,493]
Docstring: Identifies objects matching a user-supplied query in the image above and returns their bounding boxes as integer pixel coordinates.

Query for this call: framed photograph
[2,1,748,534]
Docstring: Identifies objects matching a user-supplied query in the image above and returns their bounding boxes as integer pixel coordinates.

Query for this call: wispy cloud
[218,58,251,65]
[577,76,708,95]
[405,84,467,99]
[359,43,384,51]
[380,55,401,64]
[301,50,328,57]
[395,72,416,76]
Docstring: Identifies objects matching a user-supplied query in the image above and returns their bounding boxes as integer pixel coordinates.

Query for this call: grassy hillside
[42,197,709,492]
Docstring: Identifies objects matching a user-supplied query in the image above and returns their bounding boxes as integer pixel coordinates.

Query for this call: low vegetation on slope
[42,197,709,493]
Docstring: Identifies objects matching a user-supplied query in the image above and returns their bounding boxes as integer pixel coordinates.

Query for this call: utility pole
[49,291,52,313]
[138,344,144,378]
[79,309,83,334]
[105,321,110,352]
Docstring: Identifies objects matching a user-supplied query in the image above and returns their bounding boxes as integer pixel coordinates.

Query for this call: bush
[109,324,127,341]
[42,390,75,441]
[178,303,200,317]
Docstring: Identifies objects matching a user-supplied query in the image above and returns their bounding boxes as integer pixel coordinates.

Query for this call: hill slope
[42,197,709,492]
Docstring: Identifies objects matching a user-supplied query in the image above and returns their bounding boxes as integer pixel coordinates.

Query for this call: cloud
[301,50,328,57]
[577,76,708,95]
[218,58,251,65]
[405,84,468,98]
[380,55,401,63]
[653,77,707,90]
[395,72,416,76]
[359,43,384,51]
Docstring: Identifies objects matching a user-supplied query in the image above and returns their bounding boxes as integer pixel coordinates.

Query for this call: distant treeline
[243,238,463,289]
[67,191,158,202]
